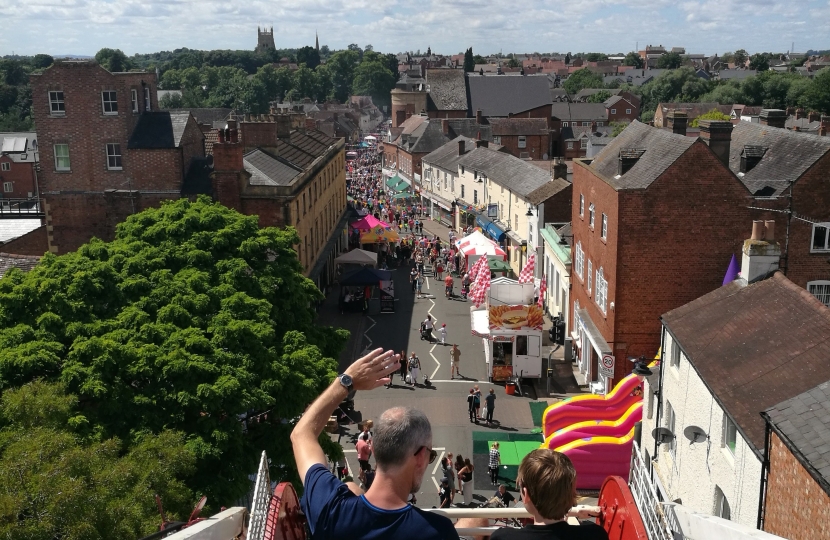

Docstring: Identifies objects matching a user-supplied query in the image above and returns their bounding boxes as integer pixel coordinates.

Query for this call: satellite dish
[683,425,709,444]
[651,427,675,444]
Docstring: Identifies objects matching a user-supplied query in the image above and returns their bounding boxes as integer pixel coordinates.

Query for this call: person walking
[442,456,456,505]
[488,442,501,485]
[410,266,418,292]
[439,323,447,345]
[398,349,408,382]
[485,388,496,425]
[357,432,372,473]
[444,274,454,299]
[436,260,444,280]
[422,315,435,341]
[459,458,475,506]
[473,385,482,421]
[408,352,421,386]
[416,272,425,299]
[454,454,465,495]
[467,388,476,423]
[450,345,461,379]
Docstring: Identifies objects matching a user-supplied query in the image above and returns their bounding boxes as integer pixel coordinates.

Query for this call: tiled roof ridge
[0,252,41,260]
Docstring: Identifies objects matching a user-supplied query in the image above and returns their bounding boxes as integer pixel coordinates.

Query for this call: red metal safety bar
[596,476,649,540]
[265,482,306,540]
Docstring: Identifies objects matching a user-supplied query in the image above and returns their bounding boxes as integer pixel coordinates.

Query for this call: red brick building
[0,132,39,198]
[29,61,205,253]
[570,120,752,389]
[489,118,550,159]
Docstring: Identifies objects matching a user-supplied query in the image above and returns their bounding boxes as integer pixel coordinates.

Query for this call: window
[610,109,616,114]
[101,91,118,114]
[461,185,465,198]
[670,337,681,368]
[808,281,830,307]
[580,139,588,149]
[665,401,676,457]
[131,89,138,112]
[444,176,448,189]
[492,136,501,145]
[582,121,589,127]
[574,241,584,279]
[601,213,607,239]
[714,486,731,521]
[579,194,584,217]
[514,214,518,230]
[626,109,632,114]
[595,267,607,313]
[588,203,595,228]
[567,142,574,149]
[562,122,569,127]
[3,182,12,193]
[722,414,737,455]
[144,87,151,111]
[587,259,593,294]
[54,144,70,171]
[0,162,9,171]
[106,143,122,170]
[812,223,830,252]
[473,190,478,204]
[597,122,604,127]
[518,136,527,149]
[49,91,65,115]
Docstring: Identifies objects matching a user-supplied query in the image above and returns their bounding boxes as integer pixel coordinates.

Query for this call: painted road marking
[430,344,441,379]
[431,449,447,490]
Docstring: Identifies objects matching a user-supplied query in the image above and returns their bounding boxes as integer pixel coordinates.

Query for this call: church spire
[315,31,319,52]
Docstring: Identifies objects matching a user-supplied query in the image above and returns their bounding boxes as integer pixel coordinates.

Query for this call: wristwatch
[338,373,354,392]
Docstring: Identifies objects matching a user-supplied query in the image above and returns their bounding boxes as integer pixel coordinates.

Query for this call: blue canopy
[340,267,393,285]
[476,215,506,242]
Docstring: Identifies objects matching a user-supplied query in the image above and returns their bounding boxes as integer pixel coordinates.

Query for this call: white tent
[364,135,377,141]
[334,249,378,266]
[455,231,507,258]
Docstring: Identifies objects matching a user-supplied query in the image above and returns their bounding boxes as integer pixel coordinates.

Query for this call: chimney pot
[476,109,483,124]
[218,129,225,143]
[751,220,764,240]
[458,139,466,155]
[764,220,775,241]
[795,108,804,120]
[698,120,733,167]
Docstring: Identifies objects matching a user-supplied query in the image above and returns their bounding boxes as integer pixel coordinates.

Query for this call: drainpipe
[652,324,667,463]
[758,416,772,530]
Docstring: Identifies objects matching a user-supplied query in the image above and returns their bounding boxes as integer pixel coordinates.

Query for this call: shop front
[422,192,454,227]
[475,215,506,244]
[572,307,614,394]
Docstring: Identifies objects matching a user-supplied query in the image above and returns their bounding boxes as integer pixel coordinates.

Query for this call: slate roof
[181,157,213,195]
[785,117,821,132]
[426,69,467,111]
[662,272,830,454]
[527,176,569,205]
[0,253,41,279]
[422,135,478,172]
[551,103,607,122]
[399,119,492,155]
[588,121,696,190]
[244,149,303,186]
[603,95,634,108]
[169,108,232,127]
[717,69,758,81]
[128,111,193,149]
[466,74,552,117]
[457,147,552,197]
[489,118,549,136]
[274,130,337,169]
[728,121,830,196]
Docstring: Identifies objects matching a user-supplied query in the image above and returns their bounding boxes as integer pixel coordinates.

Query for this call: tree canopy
[563,68,604,94]
[0,197,347,513]
[464,48,475,73]
[657,52,682,69]
[690,108,732,127]
[623,52,643,69]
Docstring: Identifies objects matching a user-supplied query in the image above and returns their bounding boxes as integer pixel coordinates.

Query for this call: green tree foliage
[473,54,486,65]
[0,197,347,506]
[296,46,321,70]
[584,53,608,62]
[610,121,630,137]
[31,54,53,70]
[464,48,475,73]
[0,381,196,539]
[352,60,396,110]
[292,64,318,100]
[586,90,612,103]
[0,60,27,86]
[326,50,360,102]
[95,48,133,72]
[657,52,682,69]
[690,108,732,127]
[563,68,604,95]
[623,52,643,69]
[749,53,770,71]
[733,49,748,68]
[506,58,520,68]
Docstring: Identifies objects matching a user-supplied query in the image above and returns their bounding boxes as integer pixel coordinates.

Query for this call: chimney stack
[808,111,819,123]
[590,121,597,132]
[666,110,688,136]
[795,108,804,120]
[476,109,483,124]
[475,139,489,148]
[759,109,787,129]
[553,157,568,180]
[442,119,449,135]
[740,220,781,283]
[820,116,830,137]
[698,120,733,167]
[458,139,466,156]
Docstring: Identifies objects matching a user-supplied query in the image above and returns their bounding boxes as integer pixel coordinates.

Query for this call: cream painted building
[540,223,571,329]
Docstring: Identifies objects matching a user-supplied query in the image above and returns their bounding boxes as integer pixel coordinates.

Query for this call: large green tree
[352,60,396,110]
[733,49,749,68]
[657,52,682,69]
[563,68,604,94]
[464,48,475,72]
[0,197,347,506]
[326,50,360,102]
[623,52,643,69]
[94,48,132,72]
[296,46,321,70]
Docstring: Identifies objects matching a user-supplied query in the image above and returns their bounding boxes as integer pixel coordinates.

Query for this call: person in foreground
[490,449,608,540]
[292,347,469,540]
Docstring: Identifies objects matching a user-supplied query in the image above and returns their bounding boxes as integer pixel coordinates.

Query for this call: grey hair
[373,406,431,468]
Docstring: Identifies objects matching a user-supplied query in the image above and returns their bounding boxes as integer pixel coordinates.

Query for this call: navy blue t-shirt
[301,464,460,540]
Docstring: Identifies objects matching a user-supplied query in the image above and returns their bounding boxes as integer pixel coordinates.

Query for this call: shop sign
[492,335,515,342]
[489,304,544,331]
[487,204,499,218]
[599,354,615,378]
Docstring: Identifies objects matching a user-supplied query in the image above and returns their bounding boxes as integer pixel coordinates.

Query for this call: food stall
[471,278,544,382]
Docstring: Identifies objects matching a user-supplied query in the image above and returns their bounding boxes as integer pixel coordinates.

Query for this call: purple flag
[722,253,739,285]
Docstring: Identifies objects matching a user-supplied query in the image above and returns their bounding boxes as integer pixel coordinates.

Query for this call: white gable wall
[641,329,763,530]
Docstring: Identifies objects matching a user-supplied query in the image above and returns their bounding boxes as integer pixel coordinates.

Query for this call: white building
[540,222,571,329]
[641,223,830,530]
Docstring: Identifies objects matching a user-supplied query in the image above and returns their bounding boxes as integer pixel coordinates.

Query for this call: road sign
[600,354,615,378]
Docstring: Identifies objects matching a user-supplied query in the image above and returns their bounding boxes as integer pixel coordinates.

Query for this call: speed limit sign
[600,354,615,378]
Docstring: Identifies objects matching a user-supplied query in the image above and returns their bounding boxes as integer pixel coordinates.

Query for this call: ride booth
[470,278,543,384]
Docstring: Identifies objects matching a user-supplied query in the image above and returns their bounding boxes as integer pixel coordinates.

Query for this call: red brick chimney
[212,137,243,212]
[820,116,829,137]
[590,121,597,132]
[666,110,688,136]
[795,108,804,120]
[759,109,786,129]
[808,111,819,123]
[699,120,733,167]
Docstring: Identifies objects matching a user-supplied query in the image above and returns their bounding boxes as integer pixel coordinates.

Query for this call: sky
[1,0,829,58]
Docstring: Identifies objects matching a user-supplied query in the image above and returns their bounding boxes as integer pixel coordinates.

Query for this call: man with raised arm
[291,348,460,540]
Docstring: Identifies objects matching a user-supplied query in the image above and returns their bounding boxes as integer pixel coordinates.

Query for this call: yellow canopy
[360,226,400,243]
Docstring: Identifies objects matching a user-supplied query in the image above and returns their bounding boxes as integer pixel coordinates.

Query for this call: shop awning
[505,230,526,246]
[391,180,409,192]
[488,257,513,273]
[392,192,412,200]
[575,308,612,355]
[476,215,506,242]
[425,192,454,211]
[385,175,403,188]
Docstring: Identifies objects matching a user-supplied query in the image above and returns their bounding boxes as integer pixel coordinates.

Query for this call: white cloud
[0,0,827,56]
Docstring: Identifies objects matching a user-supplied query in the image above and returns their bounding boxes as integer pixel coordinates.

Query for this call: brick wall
[541,184,572,224]
[606,99,639,123]
[1,225,48,255]
[0,157,37,198]
[497,134,550,159]
[764,430,830,540]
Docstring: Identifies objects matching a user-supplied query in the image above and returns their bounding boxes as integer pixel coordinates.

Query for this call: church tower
[255,26,276,54]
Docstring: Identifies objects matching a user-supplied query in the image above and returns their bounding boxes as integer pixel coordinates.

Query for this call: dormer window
[740,145,767,173]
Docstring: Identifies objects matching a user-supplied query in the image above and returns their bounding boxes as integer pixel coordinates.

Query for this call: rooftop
[466,75,552,117]
[425,69,467,111]
[0,253,41,279]
[457,146,552,198]
[551,103,607,122]
[489,118,549,136]
[128,111,194,149]
[244,148,303,187]
[662,272,830,454]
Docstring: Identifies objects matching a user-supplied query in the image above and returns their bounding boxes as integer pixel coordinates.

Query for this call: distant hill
[53,55,94,59]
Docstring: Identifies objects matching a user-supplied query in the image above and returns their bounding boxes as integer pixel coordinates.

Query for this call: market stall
[471,278,543,383]
[455,230,508,270]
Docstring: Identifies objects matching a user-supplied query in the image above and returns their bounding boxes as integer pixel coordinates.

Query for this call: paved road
[321,217,542,508]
